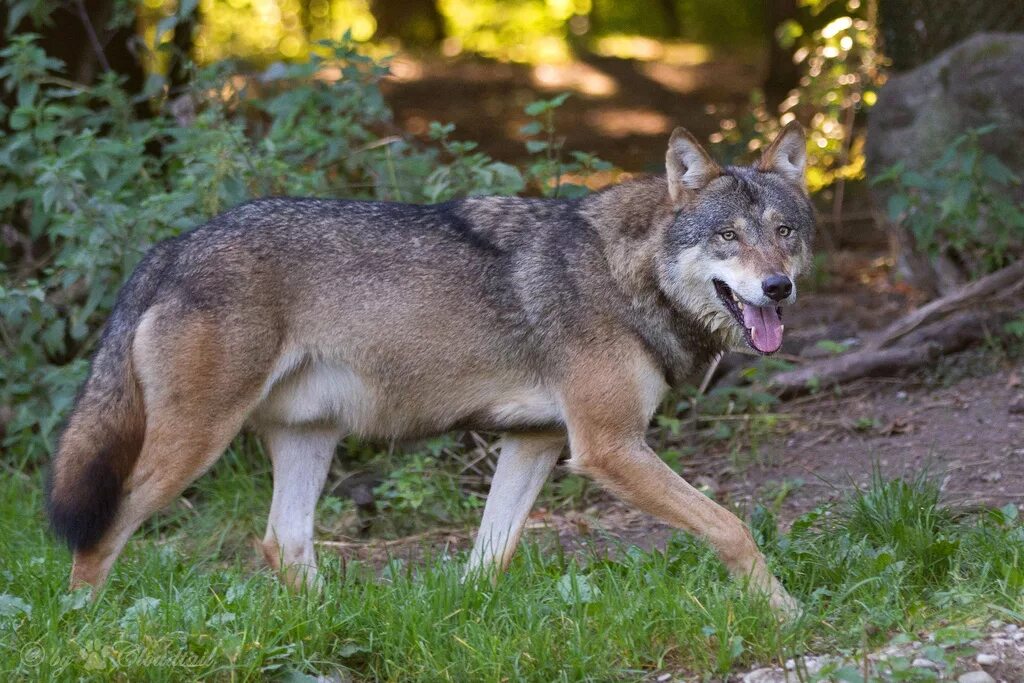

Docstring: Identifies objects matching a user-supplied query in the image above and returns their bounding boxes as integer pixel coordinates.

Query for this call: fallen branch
[867,260,1024,349]
[770,308,1017,396]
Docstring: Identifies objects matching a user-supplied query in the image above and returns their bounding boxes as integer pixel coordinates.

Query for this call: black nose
[762,274,793,302]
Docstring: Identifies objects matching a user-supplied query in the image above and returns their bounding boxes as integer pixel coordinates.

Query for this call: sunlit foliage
[441,0,591,63]
[140,0,767,67]
[710,0,884,193]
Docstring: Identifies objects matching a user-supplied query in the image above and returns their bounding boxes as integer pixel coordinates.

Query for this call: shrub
[873,125,1024,277]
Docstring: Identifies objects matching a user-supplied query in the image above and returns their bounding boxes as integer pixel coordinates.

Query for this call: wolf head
[657,122,814,354]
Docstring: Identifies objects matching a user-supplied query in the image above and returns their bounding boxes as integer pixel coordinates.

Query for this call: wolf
[47,121,812,613]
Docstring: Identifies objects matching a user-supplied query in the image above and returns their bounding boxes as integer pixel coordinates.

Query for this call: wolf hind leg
[466,433,564,579]
[260,426,339,590]
[69,306,278,590]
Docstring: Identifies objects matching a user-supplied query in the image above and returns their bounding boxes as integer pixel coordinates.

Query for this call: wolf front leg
[562,359,798,617]
[466,433,565,579]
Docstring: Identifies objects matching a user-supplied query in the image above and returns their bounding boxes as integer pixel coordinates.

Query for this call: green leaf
[556,573,600,604]
[871,160,905,185]
[833,666,866,683]
[887,193,909,221]
[119,596,160,629]
[9,107,32,130]
[0,593,31,618]
[519,121,542,136]
[1000,502,1019,523]
[155,16,179,44]
[900,170,929,189]
[980,155,1018,185]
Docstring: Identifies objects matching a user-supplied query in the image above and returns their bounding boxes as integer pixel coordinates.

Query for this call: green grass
[2,451,1023,681]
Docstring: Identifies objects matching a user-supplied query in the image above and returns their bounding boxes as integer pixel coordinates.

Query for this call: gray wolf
[47,122,812,613]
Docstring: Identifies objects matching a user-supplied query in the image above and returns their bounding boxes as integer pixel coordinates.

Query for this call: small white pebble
[1006,624,1019,633]
[976,652,999,666]
[785,659,796,670]
[958,672,996,683]
[656,674,672,682]
[1012,631,1024,642]
[912,658,939,669]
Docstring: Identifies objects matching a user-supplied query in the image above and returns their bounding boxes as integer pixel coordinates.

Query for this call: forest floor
[380,49,762,171]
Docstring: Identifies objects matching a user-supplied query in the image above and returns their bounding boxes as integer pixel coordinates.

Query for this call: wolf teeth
[749,326,756,338]
[737,300,744,311]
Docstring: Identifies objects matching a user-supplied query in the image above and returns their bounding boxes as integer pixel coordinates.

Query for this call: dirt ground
[381,51,761,171]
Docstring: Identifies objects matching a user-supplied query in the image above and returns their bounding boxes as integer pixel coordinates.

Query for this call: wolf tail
[45,252,167,551]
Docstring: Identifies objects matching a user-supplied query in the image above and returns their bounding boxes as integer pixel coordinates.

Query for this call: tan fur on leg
[562,349,798,616]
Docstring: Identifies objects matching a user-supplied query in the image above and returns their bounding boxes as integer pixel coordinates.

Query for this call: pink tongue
[742,304,784,353]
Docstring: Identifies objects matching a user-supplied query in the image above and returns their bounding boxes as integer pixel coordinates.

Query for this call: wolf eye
[777,226,793,237]
[720,230,737,241]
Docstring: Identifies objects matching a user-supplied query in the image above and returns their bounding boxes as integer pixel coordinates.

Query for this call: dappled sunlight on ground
[591,35,716,64]
[531,62,618,97]
[585,107,672,137]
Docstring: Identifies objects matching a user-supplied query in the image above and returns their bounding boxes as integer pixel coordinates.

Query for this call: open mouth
[712,279,785,354]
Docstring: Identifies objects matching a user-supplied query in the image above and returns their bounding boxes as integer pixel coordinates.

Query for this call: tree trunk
[1,0,145,115]
[168,5,200,92]
[371,0,445,49]
[763,0,800,100]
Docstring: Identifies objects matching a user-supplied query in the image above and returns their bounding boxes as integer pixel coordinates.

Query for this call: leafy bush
[873,126,1024,277]
[711,0,884,192]
[0,35,600,464]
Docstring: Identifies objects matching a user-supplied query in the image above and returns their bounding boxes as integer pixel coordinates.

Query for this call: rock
[656,674,672,682]
[868,32,1024,184]
[1009,395,1024,415]
[982,471,1003,483]
[975,652,999,666]
[958,672,996,683]
[866,33,1024,293]
[912,658,939,669]
[742,667,787,683]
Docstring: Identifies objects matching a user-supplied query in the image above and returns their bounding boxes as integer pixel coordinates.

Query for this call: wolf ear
[758,121,807,189]
[666,127,721,203]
